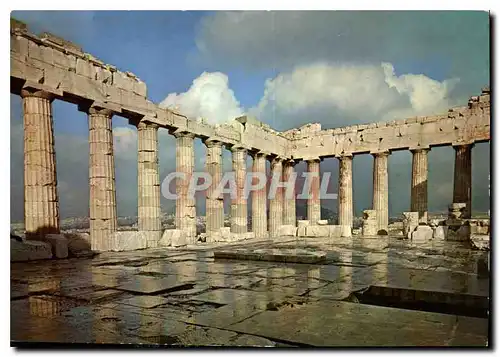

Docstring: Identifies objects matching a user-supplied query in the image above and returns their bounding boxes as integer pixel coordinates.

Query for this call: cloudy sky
[10,11,490,221]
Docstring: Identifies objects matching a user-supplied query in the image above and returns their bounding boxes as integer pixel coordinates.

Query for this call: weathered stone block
[411,225,433,242]
[402,212,419,239]
[279,225,297,237]
[362,209,378,236]
[445,224,471,242]
[297,220,310,228]
[159,229,186,247]
[110,231,148,252]
[305,225,330,237]
[432,226,447,240]
[63,233,93,257]
[317,220,329,226]
[11,239,52,262]
[44,234,68,259]
[477,253,489,279]
[220,227,231,241]
[329,225,342,237]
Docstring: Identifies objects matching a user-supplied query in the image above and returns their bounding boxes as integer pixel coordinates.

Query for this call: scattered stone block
[433,226,447,240]
[44,234,69,259]
[317,220,329,226]
[110,231,147,251]
[362,209,378,236]
[220,227,231,241]
[402,212,419,239]
[279,225,297,237]
[297,220,309,228]
[11,239,52,262]
[411,225,433,242]
[214,248,326,264]
[329,225,342,237]
[160,229,186,248]
[63,233,92,257]
[305,225,330,237]
[446,224,471,242]
[477,253,489,279]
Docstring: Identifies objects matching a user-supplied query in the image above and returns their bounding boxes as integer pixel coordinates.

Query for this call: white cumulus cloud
[250,62,459,130]
[159,72,243,124]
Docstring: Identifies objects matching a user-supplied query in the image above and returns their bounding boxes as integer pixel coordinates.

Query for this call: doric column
[252,152,268,238]
[372,151,389,233]
[306,159,321,224]
[230,146,247,233]
[205,139,224,237]
[22,89,60,236]
[453,144,473,219]
[338,155,353,237]
[174,131,196,242]
[88,107,117,251]
[410,148,429,223]
[137,122,161,248]
[269,157,283,236]
[282,160,297,226]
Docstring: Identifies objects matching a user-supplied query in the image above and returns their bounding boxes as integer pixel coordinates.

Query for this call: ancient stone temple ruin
[10,19,490,255]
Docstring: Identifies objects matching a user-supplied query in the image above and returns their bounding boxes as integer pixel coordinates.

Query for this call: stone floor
[11,235,490,347]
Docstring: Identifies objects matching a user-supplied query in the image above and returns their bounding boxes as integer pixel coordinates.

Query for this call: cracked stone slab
[119,295,170,309]
[214,248,327,264]
[227,300,489,347]
[102,275,195,295]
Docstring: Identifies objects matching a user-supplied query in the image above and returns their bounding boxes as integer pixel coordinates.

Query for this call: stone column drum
[338,155,353,237]
[307,159,321,225]
[174,131,196,242]
[282,160,297,226]
[411,148,429,223]
[269,157,283,236]
[372,152,389,233]
[453,144,473,219]
[205,140,224,238]
[252,152,268,238]
[137,122,161,248]
[88,107,117,251]
[231,146,247,234]
[22,89,60,236]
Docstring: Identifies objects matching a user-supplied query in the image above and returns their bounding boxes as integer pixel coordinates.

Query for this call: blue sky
[10,11,490,220]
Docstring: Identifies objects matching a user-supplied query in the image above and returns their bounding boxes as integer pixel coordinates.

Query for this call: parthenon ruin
[10,18,491,252]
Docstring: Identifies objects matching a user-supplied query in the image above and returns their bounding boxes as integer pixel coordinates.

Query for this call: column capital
[283,158,297,167]
[410,147,430,154]
[229,145,248,153]
[170,129,195,139]
[371,150,390,158]
[452,143,475,150]
[137,121,159,130]
[20,89,54,101]
[249,149,271,159]
[304,157,321,164]
[203,138,223,148]
[336,154,354,161]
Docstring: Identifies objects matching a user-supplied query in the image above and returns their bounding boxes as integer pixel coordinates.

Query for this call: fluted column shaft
[252,152,268,238]
[175,132,196,242]
[338,155,353,237]
[269,157,283,236]
[88,107,117,251]
[372,152,389,232]
[411,149,429,223]
[22,90,60,236]
[205,140,224,236]
[283,160,296,226]
[307,159,321,224]
[137,122,161,247]
[453,144,473,218]
[231,147,247,233]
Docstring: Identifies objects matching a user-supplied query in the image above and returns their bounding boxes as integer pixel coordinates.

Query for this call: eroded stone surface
[11,239,52,262]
